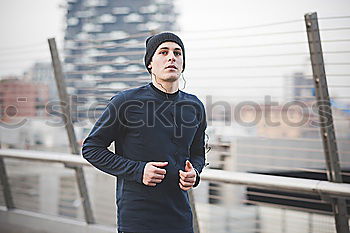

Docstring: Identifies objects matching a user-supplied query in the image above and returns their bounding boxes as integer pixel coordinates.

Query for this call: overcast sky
[177,0,350,100]
[0,0,349,75]
[0,0,65,76]
[0,0,349,101]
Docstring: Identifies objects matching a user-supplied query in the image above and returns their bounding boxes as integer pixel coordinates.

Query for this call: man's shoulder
[179,91,205,107]
[110,84,148,102]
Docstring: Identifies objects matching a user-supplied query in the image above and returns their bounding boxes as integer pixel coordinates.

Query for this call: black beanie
[144,32,185,74]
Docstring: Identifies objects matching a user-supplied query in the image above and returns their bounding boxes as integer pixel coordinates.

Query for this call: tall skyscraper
[59,2,180,223]
[63,0,178,120]
[63,1,178,92]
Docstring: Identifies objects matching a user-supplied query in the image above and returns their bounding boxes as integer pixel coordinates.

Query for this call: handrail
[0,149,90,166]
[201,169,350,198]
[1,149,350,198]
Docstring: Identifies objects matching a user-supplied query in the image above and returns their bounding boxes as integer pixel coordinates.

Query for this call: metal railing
[0,148,349,233]
[0,149,349,198]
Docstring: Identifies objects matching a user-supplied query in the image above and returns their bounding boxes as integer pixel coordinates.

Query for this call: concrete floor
[0,222,47,233]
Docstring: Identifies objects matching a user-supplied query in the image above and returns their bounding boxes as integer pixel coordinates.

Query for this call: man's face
[149,41,183,82]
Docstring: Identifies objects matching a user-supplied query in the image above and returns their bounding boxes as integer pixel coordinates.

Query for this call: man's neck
[151,79,179,94]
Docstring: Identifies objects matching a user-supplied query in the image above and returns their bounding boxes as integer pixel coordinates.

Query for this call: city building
[284,72,315,102]
[63,0,179,120]
[28,62,58,101]
[0,78,49,121]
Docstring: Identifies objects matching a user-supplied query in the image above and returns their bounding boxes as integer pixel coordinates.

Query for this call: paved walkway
[0,223,47,233]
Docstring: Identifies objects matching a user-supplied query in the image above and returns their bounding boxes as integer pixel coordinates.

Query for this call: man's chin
[161,74,180,83]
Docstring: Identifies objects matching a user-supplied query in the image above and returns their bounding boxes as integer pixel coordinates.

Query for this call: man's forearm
[82,145,146,183]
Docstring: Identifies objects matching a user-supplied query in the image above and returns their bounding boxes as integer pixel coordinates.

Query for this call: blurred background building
[64,0,178,119]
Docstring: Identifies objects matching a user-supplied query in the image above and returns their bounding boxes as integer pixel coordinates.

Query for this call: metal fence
[1,149,350,233]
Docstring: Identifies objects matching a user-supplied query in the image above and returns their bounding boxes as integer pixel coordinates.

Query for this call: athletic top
[82,83,207,233]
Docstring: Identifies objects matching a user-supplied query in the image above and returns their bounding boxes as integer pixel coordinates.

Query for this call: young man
[82,32,207,233]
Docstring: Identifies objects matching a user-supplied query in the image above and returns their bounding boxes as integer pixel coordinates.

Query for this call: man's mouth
[166,65,177,69]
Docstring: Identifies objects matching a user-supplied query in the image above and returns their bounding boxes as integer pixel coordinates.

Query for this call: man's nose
[167,53,176,61]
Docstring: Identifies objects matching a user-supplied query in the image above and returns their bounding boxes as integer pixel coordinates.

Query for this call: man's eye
[174,52,181,56]
[160,51,167,55]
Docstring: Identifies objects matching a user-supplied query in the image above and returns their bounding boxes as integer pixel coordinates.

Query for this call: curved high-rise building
[63,0,179,120]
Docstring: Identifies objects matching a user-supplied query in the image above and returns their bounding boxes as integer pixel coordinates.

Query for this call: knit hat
[144,32,185,74]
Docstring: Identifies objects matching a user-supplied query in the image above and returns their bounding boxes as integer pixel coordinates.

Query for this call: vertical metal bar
[254,206,261,233]
[0,157,15,210]
[304,12,349,233]
[48,38,95,224]
[281,208,286,233]
[308,212,313,233]
[189,189,201,233]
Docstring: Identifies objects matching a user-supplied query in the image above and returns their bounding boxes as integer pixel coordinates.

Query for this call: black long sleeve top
[82,82,207,233]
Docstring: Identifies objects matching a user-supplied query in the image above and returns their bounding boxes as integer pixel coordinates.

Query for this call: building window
[82,23,103,32]
[112,7,130,15]
[137,22,161,31]
[67,17,79,26]
[139,5,157,14]
[114,57,129,64]
[98,14,116,23]
[124,13,144,23]
[152,13,171,22]
[84,0,108,7]
[126,65,141,72]
[99,65,114,73]
[75,10,94,18]
[75,32,92,40]
[109,31,129,40]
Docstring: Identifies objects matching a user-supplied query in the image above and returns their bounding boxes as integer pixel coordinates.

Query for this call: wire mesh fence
[0,159,117,226]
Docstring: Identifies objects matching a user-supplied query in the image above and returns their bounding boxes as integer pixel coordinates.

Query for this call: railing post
[48,38,95,224]
[304,12,349,233]
[0,157,14,210]
[189,189,201,233]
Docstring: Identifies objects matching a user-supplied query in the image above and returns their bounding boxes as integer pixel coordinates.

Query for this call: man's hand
[143,161,168,186]
[179,160,196,191]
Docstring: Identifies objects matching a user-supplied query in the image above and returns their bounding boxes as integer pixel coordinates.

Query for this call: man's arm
[82,93,146,184]
[189,102,207,187]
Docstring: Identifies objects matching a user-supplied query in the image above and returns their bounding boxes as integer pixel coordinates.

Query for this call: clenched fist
[179,160,196,191]
[143,161,168,186]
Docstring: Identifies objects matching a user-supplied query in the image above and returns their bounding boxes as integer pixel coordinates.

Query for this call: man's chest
[124,99,201,144]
